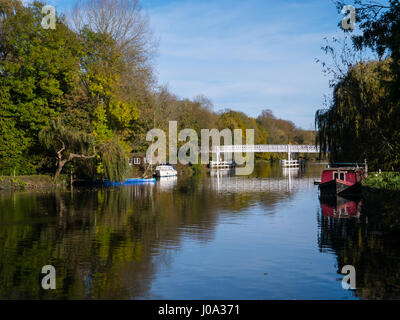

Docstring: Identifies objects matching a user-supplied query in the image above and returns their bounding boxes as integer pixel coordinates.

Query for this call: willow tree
[315,59,399,170]
[39,119,96,180]
[97,139,129,182]
[320,0,400,170]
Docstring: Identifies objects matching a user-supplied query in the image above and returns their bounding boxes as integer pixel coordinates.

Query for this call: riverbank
[0,175,67,191]
[0,164,205,191]
[362,172,400,192]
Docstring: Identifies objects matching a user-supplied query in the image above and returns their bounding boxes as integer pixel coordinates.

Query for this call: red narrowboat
[319,165,367,196]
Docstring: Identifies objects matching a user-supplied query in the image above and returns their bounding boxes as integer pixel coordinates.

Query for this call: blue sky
[33,0,349,129]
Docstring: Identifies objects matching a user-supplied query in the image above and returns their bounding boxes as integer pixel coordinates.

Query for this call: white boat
[154,164,178,177]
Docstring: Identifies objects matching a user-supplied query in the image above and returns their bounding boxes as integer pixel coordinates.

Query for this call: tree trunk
[54,159,68,182]
[54,152,96,182]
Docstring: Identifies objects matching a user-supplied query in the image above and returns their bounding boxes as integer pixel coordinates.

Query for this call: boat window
[333,172,339,180]
[340,172,345,181]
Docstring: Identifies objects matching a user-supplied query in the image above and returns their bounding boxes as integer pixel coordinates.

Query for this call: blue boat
[104,178,156,187]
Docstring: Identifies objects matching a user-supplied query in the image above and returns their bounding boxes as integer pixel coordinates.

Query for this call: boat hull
[319,179,361,196]
[104,178,156,187]
[154,170,177,177]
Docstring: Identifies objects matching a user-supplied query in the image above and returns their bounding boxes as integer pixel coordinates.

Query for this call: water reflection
[0,163,319,299]
[1,163,400,299]
[157,176,178,191]
[211,175,315,194]
[320,197,361,218]
[318,192,400,299]
[209,168,234,176]
[282,167,299,177]
[2,175,273,299]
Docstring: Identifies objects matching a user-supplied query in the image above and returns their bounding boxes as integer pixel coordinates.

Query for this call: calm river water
[1,162,400,300]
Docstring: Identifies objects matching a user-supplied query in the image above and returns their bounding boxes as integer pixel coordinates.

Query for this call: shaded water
[1,162,400,299]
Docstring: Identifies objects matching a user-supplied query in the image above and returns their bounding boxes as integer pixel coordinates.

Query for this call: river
[1,162,399,299]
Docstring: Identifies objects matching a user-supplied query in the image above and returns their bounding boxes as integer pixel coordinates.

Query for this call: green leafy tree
[316,60,398,169]
[39,119,96,180]
[0,0,82,174]
[97,139,129,182]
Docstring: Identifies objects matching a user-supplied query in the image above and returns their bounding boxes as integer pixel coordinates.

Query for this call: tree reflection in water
[0,170,305,299]
[318,192,400,299]
[1,163,400,299]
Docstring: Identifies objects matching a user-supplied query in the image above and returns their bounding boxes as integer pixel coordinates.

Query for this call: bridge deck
[211,144,320,154]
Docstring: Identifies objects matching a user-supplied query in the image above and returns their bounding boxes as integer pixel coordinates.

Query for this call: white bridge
[209,144,320,167]
[213,144,320,154]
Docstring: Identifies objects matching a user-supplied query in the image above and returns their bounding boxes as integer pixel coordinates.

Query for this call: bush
[363,172,400,191]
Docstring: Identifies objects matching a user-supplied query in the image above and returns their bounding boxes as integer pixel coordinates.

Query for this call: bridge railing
[212,144,320,154]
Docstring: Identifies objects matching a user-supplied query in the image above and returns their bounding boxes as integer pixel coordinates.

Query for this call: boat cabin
[154,164,178,177]
[321,167,364,185]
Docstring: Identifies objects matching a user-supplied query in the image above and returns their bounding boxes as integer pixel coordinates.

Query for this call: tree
[71,0,156,128]
[97,139,129,182]
[316,59,399,170]
[39,119,96,180]
[315,1,400,170]
[0,0,82,174]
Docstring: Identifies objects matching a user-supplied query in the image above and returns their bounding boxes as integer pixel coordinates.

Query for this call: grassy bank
[362,172,400,192]
[0,175,68,191]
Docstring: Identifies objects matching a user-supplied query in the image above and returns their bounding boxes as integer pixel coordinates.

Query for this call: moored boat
[104,178,156,187]
[154,164,178,177]
[319,163,367,196]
